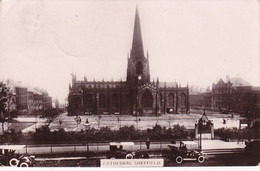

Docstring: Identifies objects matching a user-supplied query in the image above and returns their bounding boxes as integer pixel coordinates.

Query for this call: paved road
[16,140,245,155]
[34,153,259,167]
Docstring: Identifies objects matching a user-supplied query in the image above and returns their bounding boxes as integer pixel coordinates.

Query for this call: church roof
[27,87,43,95]
[158,82,178,88]
[214,76,251,87]
[229,77,251,87]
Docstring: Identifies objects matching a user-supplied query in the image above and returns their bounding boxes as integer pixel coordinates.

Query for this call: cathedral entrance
[141,90,153,114]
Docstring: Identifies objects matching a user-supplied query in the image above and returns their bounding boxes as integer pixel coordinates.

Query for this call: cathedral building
[68,7,189,116]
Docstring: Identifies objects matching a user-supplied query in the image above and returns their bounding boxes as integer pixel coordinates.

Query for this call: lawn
[9,111,244,133]
[0,122,36,133]
[47,112,243,132]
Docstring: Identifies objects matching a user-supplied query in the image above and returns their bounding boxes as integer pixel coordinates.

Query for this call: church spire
[130,5,144,59]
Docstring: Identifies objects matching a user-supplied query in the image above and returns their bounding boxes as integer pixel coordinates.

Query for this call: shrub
[29,124,192,144]
[215,127,251,140]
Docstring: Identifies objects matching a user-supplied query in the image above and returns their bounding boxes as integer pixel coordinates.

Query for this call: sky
[0,0,259,104]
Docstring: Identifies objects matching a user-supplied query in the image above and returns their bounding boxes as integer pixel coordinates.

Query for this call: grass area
[8,122,36,132]
[48,112,242,132]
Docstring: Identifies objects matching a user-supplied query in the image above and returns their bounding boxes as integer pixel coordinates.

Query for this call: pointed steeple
[130,5,144,59]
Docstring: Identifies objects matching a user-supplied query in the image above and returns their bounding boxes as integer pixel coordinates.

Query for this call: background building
[15,86,28,114]
[6,81,53,115]
[212,79,233,110]
[190,76,260,117]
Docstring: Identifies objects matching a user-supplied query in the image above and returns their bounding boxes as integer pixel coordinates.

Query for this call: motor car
[106,142,149,159]
[245,140,260,158]
[168,141,205,164]
[0,145,35,167]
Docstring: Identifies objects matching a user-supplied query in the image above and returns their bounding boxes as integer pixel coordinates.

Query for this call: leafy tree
[117,125,137,140]
[171,124,189,139]
[0,82,15,133]
[40,108,61,126]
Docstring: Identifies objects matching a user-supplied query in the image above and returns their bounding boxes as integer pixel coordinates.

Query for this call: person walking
[146,137,151,150]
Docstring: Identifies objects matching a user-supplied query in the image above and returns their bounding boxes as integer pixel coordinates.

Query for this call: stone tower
[127,6,150,86]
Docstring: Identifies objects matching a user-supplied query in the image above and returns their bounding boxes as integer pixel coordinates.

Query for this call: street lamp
[135,118,141,131]
[118,117,121,129]
[84,118,90,152]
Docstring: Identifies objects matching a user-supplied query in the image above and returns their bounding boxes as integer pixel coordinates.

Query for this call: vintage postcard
[0,0,259,169]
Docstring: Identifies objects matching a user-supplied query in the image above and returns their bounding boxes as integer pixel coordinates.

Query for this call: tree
[0,82,15,133]
[40,108,60,126]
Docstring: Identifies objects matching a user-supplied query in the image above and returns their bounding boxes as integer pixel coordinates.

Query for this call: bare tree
[0,82,15,133]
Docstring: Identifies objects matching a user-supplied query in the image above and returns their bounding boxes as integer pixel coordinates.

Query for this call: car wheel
[143,153,150,159]
[126,153,133,159]
[20,162,29,167]
[176,156,183,164]
[9,158,19,167]
[197,155,205,163]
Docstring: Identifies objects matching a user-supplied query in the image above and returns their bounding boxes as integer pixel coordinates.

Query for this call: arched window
[169,93,174,107]
[136,62,143,75]
[112,94,118,108]
[160,94,163,107]
[181,93,186,107]
[141,90,153,108]
[72,96,81,113]
[125,94,131,107]
[99,94,106,108]
[84,94,93,108]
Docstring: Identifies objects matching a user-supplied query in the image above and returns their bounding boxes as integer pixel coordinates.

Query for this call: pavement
[200,140,245,155]
[201,139,245,150]
[18,117,47,133]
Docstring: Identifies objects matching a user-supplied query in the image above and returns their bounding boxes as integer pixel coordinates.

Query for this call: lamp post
[118,117,121,129]
[136,118,140,131]
[198,118,202,151]
[84,118,90,152]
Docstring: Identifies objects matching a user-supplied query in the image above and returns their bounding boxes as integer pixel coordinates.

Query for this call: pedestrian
[146,137,150,150]
[171,138,176,144]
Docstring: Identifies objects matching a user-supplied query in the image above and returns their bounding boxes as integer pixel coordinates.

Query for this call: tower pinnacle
[130,5,144,59]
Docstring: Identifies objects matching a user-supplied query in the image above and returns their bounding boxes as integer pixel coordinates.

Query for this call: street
[33,153,259,167]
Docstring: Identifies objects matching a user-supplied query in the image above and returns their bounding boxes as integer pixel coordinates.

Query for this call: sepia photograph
[0,0,259,168]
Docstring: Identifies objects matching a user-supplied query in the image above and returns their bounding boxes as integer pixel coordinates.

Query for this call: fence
[17,139,174,155]
[14,138,249,155]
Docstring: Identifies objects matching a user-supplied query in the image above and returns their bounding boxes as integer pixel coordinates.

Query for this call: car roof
[181,141,198,145]
[0,145,26,150]
[109,142,134,146]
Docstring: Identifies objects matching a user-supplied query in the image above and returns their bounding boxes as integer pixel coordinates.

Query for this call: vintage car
[168,141,205,164]
[106,142,149,159]
[0,145,35,167]
[245,140,260,158]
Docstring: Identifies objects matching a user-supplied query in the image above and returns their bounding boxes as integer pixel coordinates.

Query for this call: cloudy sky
[0,0,259,104]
